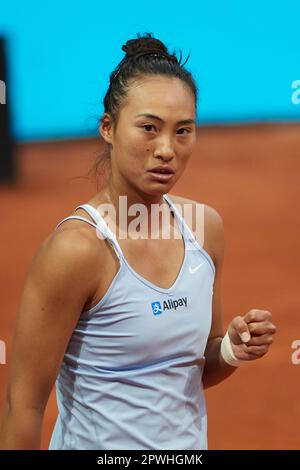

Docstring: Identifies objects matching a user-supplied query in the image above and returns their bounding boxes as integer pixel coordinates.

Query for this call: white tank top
[49,193,215,449]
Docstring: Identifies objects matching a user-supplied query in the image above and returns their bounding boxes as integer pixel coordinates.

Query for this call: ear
[99,113,114,144]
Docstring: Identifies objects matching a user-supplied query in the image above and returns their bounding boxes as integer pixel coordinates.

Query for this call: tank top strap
[163,193,194,242]
[74,204,98,224]
[55,215,99,231]
[75,204,124,260]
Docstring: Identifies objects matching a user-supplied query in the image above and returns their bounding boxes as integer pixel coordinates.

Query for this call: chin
[142,182,175,197]
[128,173,177,199]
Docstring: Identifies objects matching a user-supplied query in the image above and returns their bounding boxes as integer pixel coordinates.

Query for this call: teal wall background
[0,0,299,141]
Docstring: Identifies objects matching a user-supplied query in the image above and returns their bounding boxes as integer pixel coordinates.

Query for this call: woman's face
[101,75,197,197]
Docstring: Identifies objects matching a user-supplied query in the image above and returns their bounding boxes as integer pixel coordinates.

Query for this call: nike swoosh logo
[189,262,205,274]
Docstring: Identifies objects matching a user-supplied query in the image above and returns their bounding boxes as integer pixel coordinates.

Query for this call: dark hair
[92,32,198,188]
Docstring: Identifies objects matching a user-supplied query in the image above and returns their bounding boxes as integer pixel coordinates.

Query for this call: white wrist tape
[220,331,242,367]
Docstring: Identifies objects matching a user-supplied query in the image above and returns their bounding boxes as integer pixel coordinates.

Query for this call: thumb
[228,316,251,344]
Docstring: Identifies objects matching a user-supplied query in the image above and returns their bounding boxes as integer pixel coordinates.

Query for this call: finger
[244,309,272,323]
[248,321,277,336]
[241,344,270,356]
[246,334,274,346]
[229,316,251,343]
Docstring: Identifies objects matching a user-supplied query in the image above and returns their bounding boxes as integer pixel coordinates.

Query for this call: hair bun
[121,33,177,62]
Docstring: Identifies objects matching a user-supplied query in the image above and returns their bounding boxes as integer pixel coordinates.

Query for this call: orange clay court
[0,123,299,449]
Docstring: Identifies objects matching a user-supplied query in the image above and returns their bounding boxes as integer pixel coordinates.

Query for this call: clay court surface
[0,123,299,449]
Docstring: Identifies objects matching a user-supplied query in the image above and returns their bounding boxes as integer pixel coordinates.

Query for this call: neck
[96,176,172,238]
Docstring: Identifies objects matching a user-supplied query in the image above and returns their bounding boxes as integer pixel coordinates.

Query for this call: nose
[154,136,175,162]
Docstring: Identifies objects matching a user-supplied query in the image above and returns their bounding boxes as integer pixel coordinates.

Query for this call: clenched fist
[227,309,277,361]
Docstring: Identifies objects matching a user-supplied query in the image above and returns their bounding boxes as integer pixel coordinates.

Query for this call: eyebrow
[135,113,196,125]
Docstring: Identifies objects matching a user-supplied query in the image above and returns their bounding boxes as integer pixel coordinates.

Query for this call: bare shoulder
[29,225,102,298]
[168,193,224,268]
[45,225,100,265]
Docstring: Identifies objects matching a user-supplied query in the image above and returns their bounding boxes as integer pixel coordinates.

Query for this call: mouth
[147,166,175,183]
[149,166,175,174]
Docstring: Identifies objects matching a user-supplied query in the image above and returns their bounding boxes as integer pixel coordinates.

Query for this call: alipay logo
[151,301,163,316]
[151,297,188,316]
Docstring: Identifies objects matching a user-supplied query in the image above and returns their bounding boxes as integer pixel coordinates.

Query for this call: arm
[202,205,236,389]
[202,206,276,389]
[0,229,101,449]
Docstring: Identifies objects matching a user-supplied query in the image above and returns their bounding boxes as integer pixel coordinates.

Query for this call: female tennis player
[0,33,276,450]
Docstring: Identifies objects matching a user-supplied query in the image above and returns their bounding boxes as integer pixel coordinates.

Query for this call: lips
[147,166,175,183]
[148,166,175,174]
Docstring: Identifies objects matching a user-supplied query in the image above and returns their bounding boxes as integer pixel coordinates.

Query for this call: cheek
[117,139,148,173]
[179,138,196,160]
[177,145,193,162]
[125,130,147,155]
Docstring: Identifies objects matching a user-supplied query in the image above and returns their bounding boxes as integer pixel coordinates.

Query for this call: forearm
[202,337,238,389]
[0,402,43,449]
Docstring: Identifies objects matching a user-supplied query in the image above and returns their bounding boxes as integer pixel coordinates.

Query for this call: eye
[142,124,156,132]
[177,128,191,135]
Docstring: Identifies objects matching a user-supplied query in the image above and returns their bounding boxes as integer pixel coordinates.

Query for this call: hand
[227,309,277,361]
